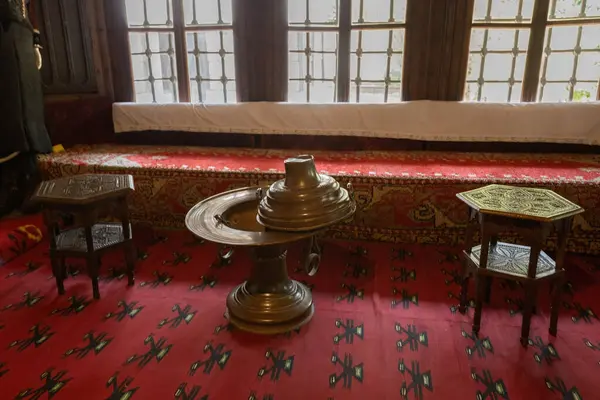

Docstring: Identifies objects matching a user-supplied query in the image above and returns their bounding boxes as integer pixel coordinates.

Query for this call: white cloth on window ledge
[112,101,600,145]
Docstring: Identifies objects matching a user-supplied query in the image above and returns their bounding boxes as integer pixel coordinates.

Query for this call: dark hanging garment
[0,0,50,216]
[0,0,52,155]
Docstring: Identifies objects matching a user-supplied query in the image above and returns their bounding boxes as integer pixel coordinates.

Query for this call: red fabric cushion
[0,214,44,266]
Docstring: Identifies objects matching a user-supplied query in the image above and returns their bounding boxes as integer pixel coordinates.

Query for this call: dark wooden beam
[402,0,433,100]
[522,0,550,102]
[441,0,474,100]
[232,0,288,102]
[336,0,352,102]
[172,0,190,102]
[104,0,133,102]
[403,0,474,101]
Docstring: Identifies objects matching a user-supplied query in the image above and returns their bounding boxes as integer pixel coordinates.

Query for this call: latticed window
[465,0,600,102]
[540,0,600,101]
[288,0,406,103]
[125,0,235,103]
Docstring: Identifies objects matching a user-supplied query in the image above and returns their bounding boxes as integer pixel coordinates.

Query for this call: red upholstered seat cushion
[37,144,600,182]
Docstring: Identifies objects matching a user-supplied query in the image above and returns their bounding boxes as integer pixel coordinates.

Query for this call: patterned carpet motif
[38,145,600,254]
[0,230,599,399]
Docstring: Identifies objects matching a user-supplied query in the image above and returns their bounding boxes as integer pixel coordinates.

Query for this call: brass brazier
[185,155,355,334]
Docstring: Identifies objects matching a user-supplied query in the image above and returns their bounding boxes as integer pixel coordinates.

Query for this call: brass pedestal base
[225,244,314,334]
[226,304,314,335]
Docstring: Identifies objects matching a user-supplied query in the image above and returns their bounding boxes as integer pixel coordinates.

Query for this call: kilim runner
[0,230,599,399]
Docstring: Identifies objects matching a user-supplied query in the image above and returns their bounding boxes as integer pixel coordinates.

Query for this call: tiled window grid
[288,0,406,103]
[538,0,600,101]
[126,0,234,104]
[466,0,600,102]
[467,0,532,102]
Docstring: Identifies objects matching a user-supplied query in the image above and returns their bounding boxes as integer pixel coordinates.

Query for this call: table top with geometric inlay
[32,174,134,206]
[456,184,583,222]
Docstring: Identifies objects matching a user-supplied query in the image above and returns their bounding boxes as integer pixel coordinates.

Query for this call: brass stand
[226,244,314,334]
[185,155,355,335]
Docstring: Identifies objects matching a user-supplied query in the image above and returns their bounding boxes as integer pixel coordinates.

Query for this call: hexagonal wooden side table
[456,184,584,346]
[32,174,136,299]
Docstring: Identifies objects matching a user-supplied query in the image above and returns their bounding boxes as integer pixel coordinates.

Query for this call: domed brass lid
[257,155,356,232]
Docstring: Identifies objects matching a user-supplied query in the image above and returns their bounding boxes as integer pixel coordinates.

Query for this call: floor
[0,230,598,399]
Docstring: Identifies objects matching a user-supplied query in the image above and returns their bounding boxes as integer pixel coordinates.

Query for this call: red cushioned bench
[38,144,600,255]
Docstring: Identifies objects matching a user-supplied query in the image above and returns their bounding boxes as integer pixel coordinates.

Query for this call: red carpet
[1,230,599,399]
[0,214,44,266]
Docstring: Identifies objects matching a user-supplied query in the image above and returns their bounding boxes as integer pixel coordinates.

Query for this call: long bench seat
[37,144,600,255]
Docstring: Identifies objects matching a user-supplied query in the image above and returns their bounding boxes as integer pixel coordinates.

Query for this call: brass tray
[185,187,313,247]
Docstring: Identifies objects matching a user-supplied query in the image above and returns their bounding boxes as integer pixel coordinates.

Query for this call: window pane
[352,0,407,24]
[549,0,600,19]
[288,0,339,26]
[473,0,535,22]
[349,29,404,103]
[126,0,173,28]
[538,25,600,102]
[183,0,232,26]
[464,29,529,102]
[129,32,178,103]
[186,31,236,103]
[288,31,338,103]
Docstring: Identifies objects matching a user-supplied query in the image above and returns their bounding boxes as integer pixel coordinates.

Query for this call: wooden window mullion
[521,0,550,102]
[104,0,134,102]
[172,0,190,102]
[443,0,474,101]
[402,0,433,100]
[233,0,287,102]
[336,0,351,102]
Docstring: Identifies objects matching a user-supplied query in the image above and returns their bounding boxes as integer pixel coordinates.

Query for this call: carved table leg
[51,257,65,295]
[549,217,572,337]
[472,220,491,334]
[125,241,136,287]
[459,208,477,314]
[83,215,101,300]
[44,210,65,295]
[549,274,563,336]
[483,234,498,304]
[88,255,101,300]
[520,281,538,347]
[119,196,135,287]
[472,275,485,334]
[226,244,314,334]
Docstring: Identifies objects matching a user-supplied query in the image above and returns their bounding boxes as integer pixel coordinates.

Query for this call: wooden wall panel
[44,96,115,147]
[35,0,97,94]
[34,0,116,147]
